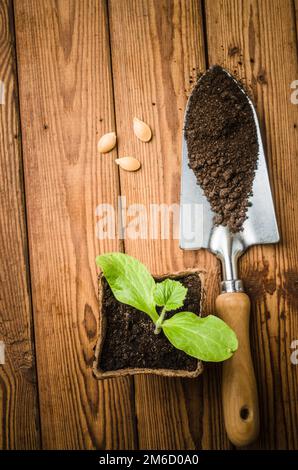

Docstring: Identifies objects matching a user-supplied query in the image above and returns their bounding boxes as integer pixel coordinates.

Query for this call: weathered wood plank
[14,0,136,449]
[109,0,230,449]
[295,0,298,34]
[205,0,298,449]
[0,0,40,449]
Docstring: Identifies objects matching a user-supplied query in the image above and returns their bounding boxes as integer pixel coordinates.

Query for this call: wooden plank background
[108,0,226,450]
[0,0,40,449]
[205,0,298,449]
[0,0,297,449]
[14,0,136,449]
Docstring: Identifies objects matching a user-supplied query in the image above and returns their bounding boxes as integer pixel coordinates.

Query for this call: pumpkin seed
[133,117,152,142]
[97,132,117,153]
[115,157,141,172]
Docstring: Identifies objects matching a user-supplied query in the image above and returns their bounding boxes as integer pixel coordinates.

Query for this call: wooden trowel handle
[216,292,259,447]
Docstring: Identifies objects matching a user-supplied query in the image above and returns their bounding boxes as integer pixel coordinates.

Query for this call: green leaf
[154,279,187,311]
[162,312,238,362]
[96,253,158,322]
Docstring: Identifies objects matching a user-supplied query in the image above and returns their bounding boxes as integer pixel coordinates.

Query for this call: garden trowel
[180,67,279,447]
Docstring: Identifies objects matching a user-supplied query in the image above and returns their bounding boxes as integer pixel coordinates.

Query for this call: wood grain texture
[109,0,230,449]
[14,0,136,449]
[205,0,298,449]
[3,0,295,450]
[0,0,40,449]
[295,0,298,34]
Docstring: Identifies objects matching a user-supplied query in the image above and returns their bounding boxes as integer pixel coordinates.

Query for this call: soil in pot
[98,273,201,372]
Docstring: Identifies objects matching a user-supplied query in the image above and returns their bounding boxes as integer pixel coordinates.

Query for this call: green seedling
[96,253,238,362]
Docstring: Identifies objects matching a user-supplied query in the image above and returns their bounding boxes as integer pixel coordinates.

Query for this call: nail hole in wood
[240,406,250,420]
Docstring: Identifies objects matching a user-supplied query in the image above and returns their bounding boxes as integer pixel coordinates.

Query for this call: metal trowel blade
[179,68,279,257]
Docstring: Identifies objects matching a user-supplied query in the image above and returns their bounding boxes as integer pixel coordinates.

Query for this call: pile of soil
[99,274,201,372]
[185,65,258,232]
